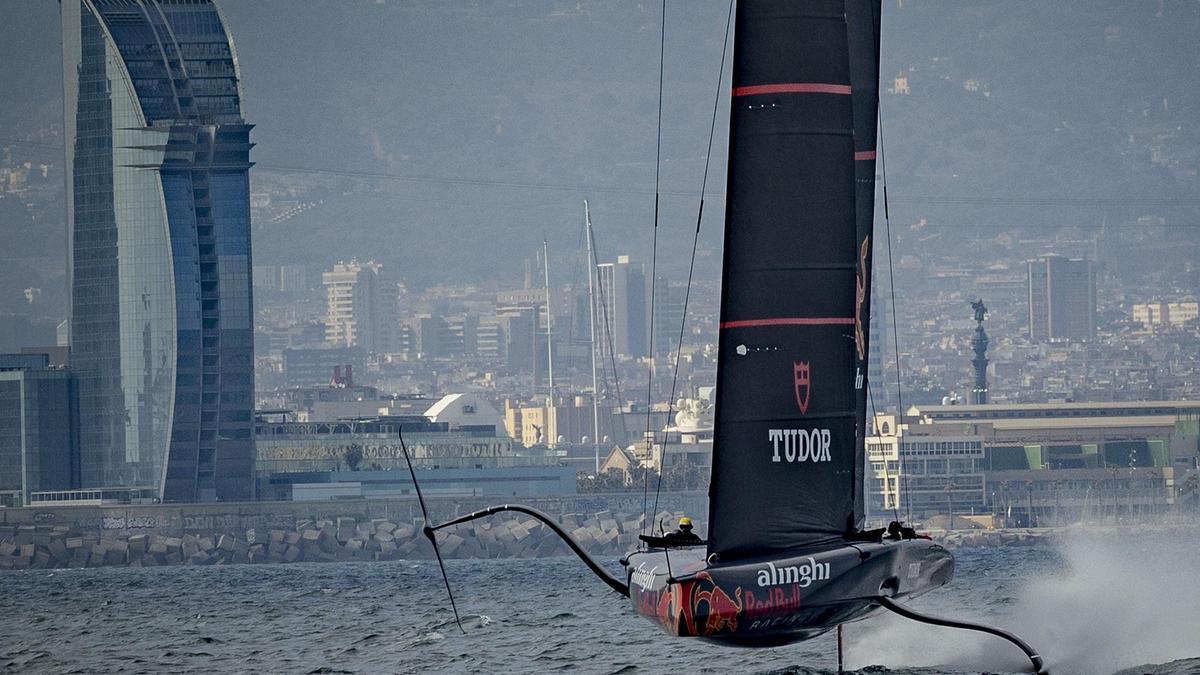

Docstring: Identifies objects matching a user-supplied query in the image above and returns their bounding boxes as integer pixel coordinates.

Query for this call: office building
[439,314,480,358]
[864,401,1200,523]
[1027,255,1096,342]
[1132,301,1199,329]
[489,307,539,376]
[283,347,366,389]
[865,414,987,519]
[596,255,649,358]
[503,395,619,449]
[0,356,79,507]
[255,415,512,479]
[63,0,255,502]
[652,279,686,358]
[324,260,382,352]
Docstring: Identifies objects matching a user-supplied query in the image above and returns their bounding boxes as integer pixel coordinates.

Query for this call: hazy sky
[2,0,1197,291]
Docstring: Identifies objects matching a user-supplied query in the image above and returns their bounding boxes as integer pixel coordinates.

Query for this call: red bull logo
[743,584,803,624]
[692,577,743,635]
[655,572,744,637]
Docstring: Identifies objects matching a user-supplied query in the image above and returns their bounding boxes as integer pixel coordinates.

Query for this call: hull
[625,539,953,647]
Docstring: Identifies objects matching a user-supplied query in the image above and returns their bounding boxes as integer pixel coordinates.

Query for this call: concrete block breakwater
[1,516,1065,571]
[2,494,1135,571]
[0,508,694,570]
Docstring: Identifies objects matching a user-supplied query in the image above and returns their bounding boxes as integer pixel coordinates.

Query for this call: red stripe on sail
[720,317,855,329]
[854,150,877,160]
[733,83,852,97]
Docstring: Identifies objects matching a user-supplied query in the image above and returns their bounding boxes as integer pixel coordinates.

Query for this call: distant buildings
[1132,301,1199,329]
[597,255,649,358]
[283,347,366,389]
[252,394,553,500]
[866,401,1200,524]
[652,280,686,358]
[0,353,79,507]
[503,395,617,449]
[1027,255,1095,342]
[324,260,384,352]
[62,0,255,502]
[254,264,311,295]
[866,413,987,517]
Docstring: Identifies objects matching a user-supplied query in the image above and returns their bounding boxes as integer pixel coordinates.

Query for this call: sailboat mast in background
[542,238,555,406]
[584,200,602,475]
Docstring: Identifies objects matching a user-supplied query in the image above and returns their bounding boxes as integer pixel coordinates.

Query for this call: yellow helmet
[678,516,693,528]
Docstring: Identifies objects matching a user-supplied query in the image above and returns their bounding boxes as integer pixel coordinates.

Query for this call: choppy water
[2,532,1199,674]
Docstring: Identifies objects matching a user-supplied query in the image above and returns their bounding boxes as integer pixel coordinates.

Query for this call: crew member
[665,516,701,545]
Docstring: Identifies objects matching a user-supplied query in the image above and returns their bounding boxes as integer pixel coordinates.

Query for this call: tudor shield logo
[793,361,811,414]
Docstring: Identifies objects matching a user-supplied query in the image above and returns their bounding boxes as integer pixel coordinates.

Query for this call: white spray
[845,528,1200,674]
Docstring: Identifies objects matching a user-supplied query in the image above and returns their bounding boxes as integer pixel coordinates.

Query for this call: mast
[584,201,602,475]
[847,0,883,529]
[542,239,555,408]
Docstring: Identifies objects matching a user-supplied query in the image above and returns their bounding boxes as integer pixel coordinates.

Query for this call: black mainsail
[707,0,865,560]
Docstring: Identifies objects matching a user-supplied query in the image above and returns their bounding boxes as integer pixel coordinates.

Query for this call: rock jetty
[1,511,1098,571]
[0,509,680,570]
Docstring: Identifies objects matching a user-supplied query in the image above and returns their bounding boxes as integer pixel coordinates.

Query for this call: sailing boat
[412,0,1042,668]
[622,0,951,646]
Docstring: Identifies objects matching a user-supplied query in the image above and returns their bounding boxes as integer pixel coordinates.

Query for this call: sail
[847,0,882,530]
[707,0,872,561]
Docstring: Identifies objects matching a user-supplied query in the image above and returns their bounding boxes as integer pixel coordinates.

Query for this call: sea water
[1,531,1197,674]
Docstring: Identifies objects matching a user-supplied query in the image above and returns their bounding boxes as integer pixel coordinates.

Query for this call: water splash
[846,529,1200,674]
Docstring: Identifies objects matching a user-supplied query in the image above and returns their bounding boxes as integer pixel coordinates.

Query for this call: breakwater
[4,494,1180,570]
[0,493,707,570]
[0,508,687,570]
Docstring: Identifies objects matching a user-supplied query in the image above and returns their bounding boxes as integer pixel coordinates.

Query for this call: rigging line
[866,381,901,524]
[877,103,913,525]
[660,517,676,582]
[567,217,586,351]
[866,0,900,529]
[650,0,735,532]
[397,426,465,634]
[588,223,631,463]
[641,0,668,537]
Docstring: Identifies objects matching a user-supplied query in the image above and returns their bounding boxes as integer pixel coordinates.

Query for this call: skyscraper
[63,0,255,502]
[1027,255,1096,342]
[651,278,685,359]
[595,255,648,358]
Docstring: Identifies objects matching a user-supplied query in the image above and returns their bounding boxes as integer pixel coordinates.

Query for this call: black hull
[625,539,952,647]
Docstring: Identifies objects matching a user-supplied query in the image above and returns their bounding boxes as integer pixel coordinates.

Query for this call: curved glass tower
[63,0,254,502]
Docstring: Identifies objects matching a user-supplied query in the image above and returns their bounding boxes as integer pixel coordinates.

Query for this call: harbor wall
[0,492,709,570]
[1,493,1154,571]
